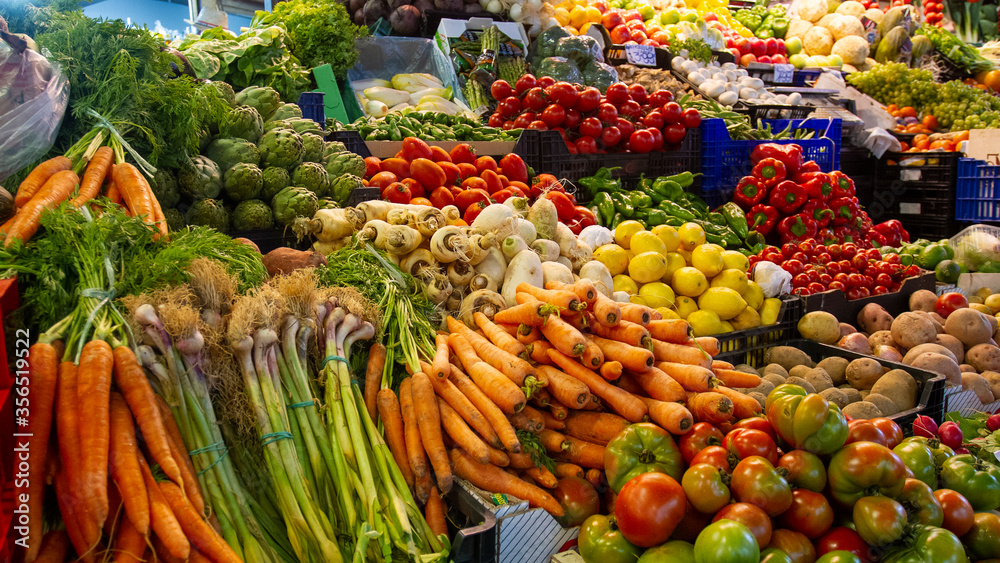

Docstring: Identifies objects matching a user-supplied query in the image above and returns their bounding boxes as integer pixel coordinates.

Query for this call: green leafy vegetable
[517,430,557,473]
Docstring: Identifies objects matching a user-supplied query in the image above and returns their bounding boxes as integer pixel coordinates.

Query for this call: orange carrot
[538,429,571,454]
[6,169,78,247]
[525,466,558,488]
[715,386,764,419]
[114,163,167,238]
[138,457,190,560]
[72,146,114,207]
[34,530,71,563]
[536,365,591,409]
[516,283,584,311]
[715,369,761,389]
[420,360,501,449]
[516,324,542,344]
[582,394,602,411]
[695,337,720,356]
[20,343,59,562]
[589,335,654,373]
[539,315,587,357]
[527,341,556,365]
[562,412,632,446]
[638,396,693,434]
[430,334,450,381]
[109,393,149,535]
[549,401,569,421]
[487,446,511,467]
[113,515,147,563]
[377,389,414,489]
[508,411,540,433]
[158,481,238,563]
[16,156,72,207]
[450,449,565,516]
[620,303,656,326]
[546,279,598,308]
[425,487,448,538]
[55,362,100,549]
[448,333,526,414]
[588,319,652,349]
[151,536,184,563]
[415,464,433,504]
[105,181,122,205]
[647,319,692,344]
[153,397,204,515]
[590,291,622,327]
[507,451,537,469]
[712,360,735,371]
[113,346,181,486]
[559,436,606,469]
[541,410,566,430]
[520,405,545,432]
[448,363,521,453]
[399,378,428,479]
[547,349,647,423]
[686,392,734,425]
[412,372,453,493]
[53,466,96,563]
[447,316,538,388]
[651,340,712,370]
[585,469,603,489]
[494,299,560,326]
[625,366,687,402]
[581,338,605,369]
[496,322,520,337]
[656,361,717,392]
[475,311,527,357]
[554,463,585,479]
[600,360,623,382]
[364,343,386,423]
[561,310,589,331]
[77,339,114,528]
[438,397,490,464]
[531,388,551,408]
[519,472,538,487]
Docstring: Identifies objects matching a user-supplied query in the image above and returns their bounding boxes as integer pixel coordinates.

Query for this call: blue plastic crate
[298,92,326,126]
[699,118,841,199]
[956,157,1000,222]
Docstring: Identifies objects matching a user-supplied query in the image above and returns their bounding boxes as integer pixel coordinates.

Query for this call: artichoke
[178,156,223,200]
[283,117,325,137]
[163,208,186,232]
[197,126,213,154]
[330,174,364,206]
[206,81,237,107]
[292,163,330,197]
[224,163,264,201]
[185,198,230,232]
[271,186,318,226]
[301,133,325,163]
[231,199,275,231]
[271,103,303,121]
[324,152,366,178]
[261,166,291,202]
[235,85,281,121]
[206,137,261,174]
[323,141,348,159]
[317,197,338,210]
[151,168,181,209]
[220,106,265,143]
[258,128,305,169]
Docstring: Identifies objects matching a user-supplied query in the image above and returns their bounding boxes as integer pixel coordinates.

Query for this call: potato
[945,308,995,347]
[865,393,899,416]
[872,345,904,363]
[846,357,884,390]
[909,352,962,386]
[765,346,816,371]
[799,311,842,344]
[262,248,328,278]
[804,367,834,392]
[859,390,870,399]
[858,303,894,334]
[912,311,945,334]
[763,373,788,388]
[966,343,1000,373]
[820,387,850,409]
[930,312,947,326]
[789,365,813,379]
[962,372,995,403]
[869,330,895,349]
[871,369,918,411]
[818,356,849,386]
[909,289,938,312]
[784,376,817,394]
[934,334,965,362]
[841,323,858,338]
[763,364,789,378]
[735,364,760,376]
[903,343,958,364]
[839,333,873,355]
[842,401,883,419]
[961,364,978,373]
[749,379,777,397]
[749,392,768,409]
[838,386,863,403]
[234,237,261,253]
[981,371,1000,401]
[986,314,999,332]
[891,312,938,350]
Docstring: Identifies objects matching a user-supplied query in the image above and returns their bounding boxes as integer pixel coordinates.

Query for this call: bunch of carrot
[367,278,766,519]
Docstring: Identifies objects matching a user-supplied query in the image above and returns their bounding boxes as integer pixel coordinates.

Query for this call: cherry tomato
[546,81,579,109]
[662,101,683,124]
[528,120,548,130]
[490,79,513,101]
[598,103,619,124]
[605,82,630,105]
[523,87,547,111]
[629,129,655,153]
[642,110,665,129]
[648,88,674,107]
[540,103,566,128]
[615,472,687,547]
[487,112,504,127]
[513,112,534,129]
[620,100,643,119]
[616,118,635,141]
[537,76,556,89]
[579,117,604,138]
[563,108,582,129]
[601,126,622,147]
[514,74,536,95]
[575,87,602,112]
[649,127,664,150]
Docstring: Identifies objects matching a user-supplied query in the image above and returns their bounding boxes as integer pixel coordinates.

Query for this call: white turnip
[502,249,543,306]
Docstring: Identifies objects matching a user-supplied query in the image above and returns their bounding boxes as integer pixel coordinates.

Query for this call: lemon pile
[593,220,784,337]
[968,288,1000,319]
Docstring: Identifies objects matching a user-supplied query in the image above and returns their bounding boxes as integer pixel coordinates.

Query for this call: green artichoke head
[292,162,330,198]
[271,102,303,121]
[323,141,348,159]
[301,133,325,163]
[271,186,318,226]
[261,166,291,202]
[206,137,261,174]
[178,156,223,200]
[221,106,265,143]
[151,168,181,209]
[324,152,366,179]
[330,173,364,206]
[163,208,186,232]
[224,162,264,201]
[185,198,230,232]
[231,199,275,231]
[258,128,305,170]
[235,85,281,121]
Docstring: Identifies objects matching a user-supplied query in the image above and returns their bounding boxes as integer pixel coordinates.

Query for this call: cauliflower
[235,85,281,121]
[797,0,829,22]
[271,102,303,121]
[206,137,261,174]
[178,156,223,200]
[185,198,230,232]
[258,128,305,170]
[163,208,186,232]
[828,15,865,40]
[151,168,180,209]
[832,35,869,64]
[261,167,291,201]
[836,0,866,17]
[301,133,325,163]
[231,199,275,231]
[787,19,815,40]
[220,106,265,143]
[271,186,318,226]
[224,163,264,201]
[292,162,330,197]
[804,26,835,55]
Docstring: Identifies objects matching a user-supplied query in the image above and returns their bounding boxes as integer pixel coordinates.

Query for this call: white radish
[503,236,528,261]
[542,262,575,286]
[579,260,614,297]
[502,249,543,307]
[531,239,561,262]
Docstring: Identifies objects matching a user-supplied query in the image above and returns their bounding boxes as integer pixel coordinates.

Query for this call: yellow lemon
[631,231,667,255]
[613,274,639,295]
[759,298,783,325]
[657,307,681,320]
[569,6,589,28]
[651,224,681,252]
[697,287,747,320]
[674,295,699,319]
[743,281,765,310]
[579,22,593,34]
[662,252,687,284]
[678,222,706,251]
[639,282,676,308]
[719,320,734,333]
[730,306,761,330]
[688,309,724,336]
[615,220,645,249]
[594,244,629,276]
[553,6,571,25]
[629,251,669,284]
[678,247,693,265]
[722,250,750,272]
[985,293,1000,314]
[710,268,749,295]
[629,295,649,306]
[691,244,725,277]
[977,287,993,300]
[969,295,984,305]
[672,266,708,297]
[585,5,603,22]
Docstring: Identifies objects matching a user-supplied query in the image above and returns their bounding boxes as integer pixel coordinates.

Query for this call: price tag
[899,202,921,214]
[625,44,657,67]
[772,64,795,84]
[901,168,922,181]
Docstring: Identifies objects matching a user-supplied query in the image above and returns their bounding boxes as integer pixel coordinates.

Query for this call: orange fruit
[922,115,939,130]
[954,130,970,142]
[930,140,947,149]
[899,142,910,151]
[899,106,918,118]
[984,70,1000,91]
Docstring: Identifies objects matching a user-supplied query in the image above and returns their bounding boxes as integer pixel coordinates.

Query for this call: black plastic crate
[802,271,936,324]
[840,145,876,204]
[715,295,803,367]
[781,340,945,435]
[449,484,499,563]
[349,187,381,206]
[869,151,960,238]
[932,49,970,82]
[329,130,373,158]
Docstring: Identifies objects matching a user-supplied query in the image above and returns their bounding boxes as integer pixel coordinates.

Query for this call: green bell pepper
[755,26,775,39]
[765,384,849,456]
[721,202,750,239]
[771,16,789,38]
[658,200,697,221]
[642,209,669,227]
[768,4,786,16]
[744,13,763,31]
[750,4,767,16]
[939,454,1000,511]
[604,423,684,492]
[579,515,643,563]
[707,211,727,227]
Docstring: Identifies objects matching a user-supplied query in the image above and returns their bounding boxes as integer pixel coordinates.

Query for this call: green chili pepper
[593,192,616,225]
[746,231,766,249]
[721,202,750,239]
[658,200,697,221]
[651,179,683,200]
[611,193,634,217]
[625,190,652,209]
[611,212,625,229]
[643,209,669,227]
[707,212,727,227]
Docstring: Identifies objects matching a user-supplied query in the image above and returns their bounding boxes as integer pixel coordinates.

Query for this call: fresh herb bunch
[0,0,77,37]
[250,0,367,79]
[677,38,713,64]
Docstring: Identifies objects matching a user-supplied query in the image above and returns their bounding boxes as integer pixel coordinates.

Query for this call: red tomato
[601,126,622,147]
[615,472,687,547]
[523,87,547,111]
[778,489,833,539]
[463,200,489,223]
[438,161,460,186]
[382,182,411,204]
[575,87,602,112]
[616,118,635,141]
[815,527,871,560]
[481,169,503,194]
[679,422,724,464]
[629,129,655,153]
[537,76,556,89]
[682,108,702,129]
[379,157,411,179]
[363,156,381,178]
[563,109,582,129]
[409,158,446,191]
[664,122,687,144]
[369,171,398,190]
[597,103,619,124]
[934,489,975,536]
[605,82,630,105]
[497,97,521,118]
[579,117,604,138]
[649,127,664,150]
[732,417,777,442]
[449,143,477,164]
[670,501,713,543]
[935,292,969,318]
[713,503,773,549]
[475,156,498,174]
[528,120,548,130]
[514,74,537,96]
[767,529,816,563]
[541,103,566,128]
[513,112,535,129]
[461,176,488,192]
[400,177,425,199]
[845,419,888,447]
[575,136,598,154]
[490,79,513,101]
[428,186,454,208]
[724,428,778,465]
[428,146,452,163]
[642,110,665,129]
[569,206,597,232]
[627,83,648,104]
[620,100,643,119]
[499,154,528,184]
[454,188,490,213]
[662,101,683,124]
[456,162,478,180]
[690,445,732,473]
[487,112,503,127]
[552,477,600,527]
[545,81,579,109]
[648,88,674,107]
[401,137,433,161]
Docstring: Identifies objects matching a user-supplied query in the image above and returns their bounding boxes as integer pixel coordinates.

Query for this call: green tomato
[880,525,965,563]
[660,8,680,24]
[765,384,848,456]
[892,440,937,489]
[816,552,863,563]
[897,479,943,527]
[939,454,1000,512]
[759,548,794,563]
[579,515,644,563]
[604,423,684,493]
[963,513,1000,560]
[638,540,695,563]
[693,520,759,563]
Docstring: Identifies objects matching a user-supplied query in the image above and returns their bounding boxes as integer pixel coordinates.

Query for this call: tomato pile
[488,75,702,154]
[749,240,923,298]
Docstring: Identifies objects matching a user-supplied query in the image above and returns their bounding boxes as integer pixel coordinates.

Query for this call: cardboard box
[364,140,517,159]
[957,272,1000,294]
[434,17,529,59]
[967,129,1000,164]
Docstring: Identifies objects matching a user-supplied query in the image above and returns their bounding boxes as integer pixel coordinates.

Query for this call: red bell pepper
[734,176,767,208]
[830,197,861,228]
[778,214,818,243]
[829,171,856,198]
[859,210,874,233]
[794,160,821,177]
[817,227,836,245]
[747,204,780,236]
[833,225,858,243]
[751,143,803,178]
[799,171,834,202]
[800,200,834,228]
[751,158,787,188]
[873,220,910,247]
[768,180,807,214]
[868,229,888,247]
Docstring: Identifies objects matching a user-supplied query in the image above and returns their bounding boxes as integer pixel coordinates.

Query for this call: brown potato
[840,323,857,338]
[903,343,958,365]
[872,345,904,363]
[846,357,884,390]
[762,364,789,378]
[912,311,945,334]
[789,365,812,379]
[870,369,918,411]
[934,334,965,363]
[858,303,894,334]
[865,393,899,416]
[839,333,873,355]
[818,357,849,386]
[909,352,962,386]
[784,376,817,394]
[929,312,947,326]
[891,312,938,350]
[909,289,938,312]
[763,373,787,388]
[966,343,1000,373]
[798,311,841,344]
[748,392,768,409]
[804,367,834,392]
[820,387,850,409]
[869,330,895,349]
[944,308,994,348]
[764,346,816,372]
[842,401,883,420]
[962,372,996,403]
[838,386,863,403]
[981,371,1000,402]
[961,364,978,373]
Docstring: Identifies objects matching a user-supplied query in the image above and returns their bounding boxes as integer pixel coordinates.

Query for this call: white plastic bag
[0,31,69,182]
[950,224,1000,272]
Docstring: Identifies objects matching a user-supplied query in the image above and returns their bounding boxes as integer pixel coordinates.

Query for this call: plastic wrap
[348,37,468,105]
[0,33,69,182]
[950,224,1000,272]
[752,261,793,298]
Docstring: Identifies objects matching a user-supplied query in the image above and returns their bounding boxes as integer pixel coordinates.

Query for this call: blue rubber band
[287,400,315,409]
[189,441,229,477]
[322,354,348,368]
[260,431,294,446]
